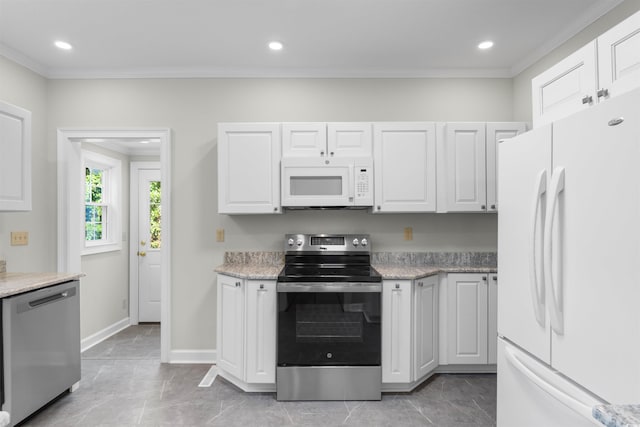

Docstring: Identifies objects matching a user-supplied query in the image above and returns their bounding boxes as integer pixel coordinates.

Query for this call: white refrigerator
[497,88,640,426]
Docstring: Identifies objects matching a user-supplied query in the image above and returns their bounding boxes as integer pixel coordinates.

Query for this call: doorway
[57,129,171,363]
[130,163,161,323]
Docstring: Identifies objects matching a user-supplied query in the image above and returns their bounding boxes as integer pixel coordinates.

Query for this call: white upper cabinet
[373,122,437,213]
[282,122,372,158]
[218,123,281,214]
[439,122,525,212]
[532,10,640,128]
[485,123,527,212]
[531,43,598,128]
[0,100,31,211]
[439,123,487,212]
[597,11,640,99]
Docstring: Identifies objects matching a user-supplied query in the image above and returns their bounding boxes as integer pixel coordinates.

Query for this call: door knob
[140,240,146,246]
[137,251,146,257]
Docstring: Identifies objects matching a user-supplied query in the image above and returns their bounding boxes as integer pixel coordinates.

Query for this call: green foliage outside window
[150,181,161,249]
[85,167,106,241]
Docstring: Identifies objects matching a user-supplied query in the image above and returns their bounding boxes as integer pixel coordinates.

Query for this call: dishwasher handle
[17,284,77,313]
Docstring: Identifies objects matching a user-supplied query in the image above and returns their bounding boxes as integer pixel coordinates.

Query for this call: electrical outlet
[11,231,29,246]
[216,229,225,242]
[404,227,413,241]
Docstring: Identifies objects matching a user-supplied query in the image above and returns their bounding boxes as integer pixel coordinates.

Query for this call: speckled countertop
[594,405,640,427]
[215,251,497,280]
[0,272,84,298]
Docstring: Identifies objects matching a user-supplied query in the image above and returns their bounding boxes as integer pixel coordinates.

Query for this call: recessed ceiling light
[478,41,494,50]
[54,40,73,50]
[268,41,283,51]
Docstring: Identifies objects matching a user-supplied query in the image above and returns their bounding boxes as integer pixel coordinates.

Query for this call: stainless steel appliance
[1,281,81,426]
[276,234,382,401]
[280,157,373,208]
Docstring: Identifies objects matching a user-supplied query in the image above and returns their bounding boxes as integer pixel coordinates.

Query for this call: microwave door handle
[348,164,355,202]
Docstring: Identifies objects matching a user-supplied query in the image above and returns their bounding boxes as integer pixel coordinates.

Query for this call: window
[82,150,122,255]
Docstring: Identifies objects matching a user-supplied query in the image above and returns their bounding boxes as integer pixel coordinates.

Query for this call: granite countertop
[215,251,497,280]
[0,272,84,298]
[594,405,640,427]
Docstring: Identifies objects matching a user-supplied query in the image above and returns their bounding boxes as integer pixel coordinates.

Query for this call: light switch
[403,227,413,241]
[11,231,29,246]
[216,229,225,242]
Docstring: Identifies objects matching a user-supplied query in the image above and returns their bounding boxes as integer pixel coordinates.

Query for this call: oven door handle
[277,282,382,293]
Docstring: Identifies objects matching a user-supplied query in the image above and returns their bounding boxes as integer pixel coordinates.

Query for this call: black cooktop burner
[278,253,381,283]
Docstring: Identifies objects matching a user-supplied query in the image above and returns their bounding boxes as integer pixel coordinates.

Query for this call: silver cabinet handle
[235,282,241,287]
[597,88,609,98]
[482,276,487,281]
[395,283,400,289]
[320,150,325,156]
[330,151,334,156]
[481,205,486,210]
[259,284,264,289]
[418,282,423,287]
[582,95,593,104]
[490,204,496,210]
[492,276,498,281]
[377,206,381,211]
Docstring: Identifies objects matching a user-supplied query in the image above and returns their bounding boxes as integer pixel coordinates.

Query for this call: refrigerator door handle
[544,167,565,335]
[505,345,595,422]
[529,169,547,327]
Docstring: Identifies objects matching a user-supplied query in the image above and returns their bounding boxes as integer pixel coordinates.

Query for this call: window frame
[81,150,122,255]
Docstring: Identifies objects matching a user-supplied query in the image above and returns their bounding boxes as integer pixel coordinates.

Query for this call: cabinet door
[0,101,31,211]
[550,89,640,403]
[447,273,488,364]
[245,281,276,384]
[382,280,412,383]
[282,123,327,157]
[597,10,640,100]
[485,123,526,212]
[487,274,498,365]
[442,123,487,212]
[327,122,372,157]
[373,123,437,212]
[531,42,597,128]
[414,276,438,380]
[217,123,281,214]
[217,275,245,379]
[498,126,552,365]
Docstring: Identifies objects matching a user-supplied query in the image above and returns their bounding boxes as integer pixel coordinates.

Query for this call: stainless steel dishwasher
[1,280,80,426]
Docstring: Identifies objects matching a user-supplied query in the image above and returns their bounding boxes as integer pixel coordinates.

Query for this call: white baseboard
[81,317,130,352]
[169,349,217,364]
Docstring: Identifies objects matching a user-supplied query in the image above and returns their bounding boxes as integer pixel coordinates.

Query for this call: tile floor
[22,325,496,426]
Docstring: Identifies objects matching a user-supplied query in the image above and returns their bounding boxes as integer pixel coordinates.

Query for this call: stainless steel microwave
[281,157,374,208]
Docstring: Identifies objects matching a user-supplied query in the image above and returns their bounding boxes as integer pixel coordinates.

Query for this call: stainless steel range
[276,234,382,401]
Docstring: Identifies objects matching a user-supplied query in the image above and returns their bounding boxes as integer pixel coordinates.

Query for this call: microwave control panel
[355,165,373,204]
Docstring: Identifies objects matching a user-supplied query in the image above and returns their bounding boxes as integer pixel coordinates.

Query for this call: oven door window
[277,292,381,366]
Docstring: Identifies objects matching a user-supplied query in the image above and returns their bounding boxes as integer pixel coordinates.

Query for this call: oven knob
[326,352,333,359]
[287,238,294,247]
[352,238,359,247]
[360,238,368,247]
[296,239,303,247]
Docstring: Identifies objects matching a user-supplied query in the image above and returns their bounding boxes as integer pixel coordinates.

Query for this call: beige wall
[79,144,131,339]
[44,77,512,350]
[513,0,640,122]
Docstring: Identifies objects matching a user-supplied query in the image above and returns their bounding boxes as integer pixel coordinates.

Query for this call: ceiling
[0,0,625,79]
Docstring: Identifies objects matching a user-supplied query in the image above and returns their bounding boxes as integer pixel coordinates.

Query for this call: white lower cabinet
[217,274,276,390]
[382,280,412,383]
[413,276,439,379]
[446,273,498,365]
[382,276,438,385]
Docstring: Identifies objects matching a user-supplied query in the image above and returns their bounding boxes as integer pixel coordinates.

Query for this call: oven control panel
[284,234,371,252]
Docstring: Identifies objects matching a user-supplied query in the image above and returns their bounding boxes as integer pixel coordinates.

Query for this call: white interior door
[137,169,161,322]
